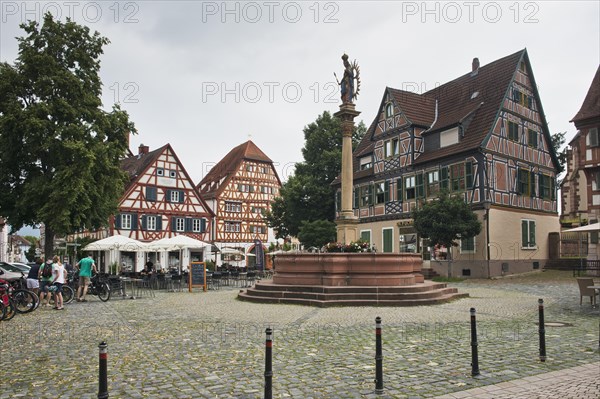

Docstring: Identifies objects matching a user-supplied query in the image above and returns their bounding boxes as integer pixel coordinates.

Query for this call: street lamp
[482,201,491,278]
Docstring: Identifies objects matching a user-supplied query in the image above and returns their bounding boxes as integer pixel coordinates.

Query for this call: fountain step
[238,281,468,307]
[238,290,468,307]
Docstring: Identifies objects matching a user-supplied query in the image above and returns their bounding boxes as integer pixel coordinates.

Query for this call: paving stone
[0,271,599,398]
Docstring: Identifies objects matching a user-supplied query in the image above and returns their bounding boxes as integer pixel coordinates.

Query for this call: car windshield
[0,263,22,272]
[11,263,30,272]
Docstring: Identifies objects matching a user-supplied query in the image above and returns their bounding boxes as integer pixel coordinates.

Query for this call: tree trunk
[447,246,453,278]
[44,224,55,261]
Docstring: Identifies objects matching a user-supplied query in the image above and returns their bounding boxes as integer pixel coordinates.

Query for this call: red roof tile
[571,65,600,124]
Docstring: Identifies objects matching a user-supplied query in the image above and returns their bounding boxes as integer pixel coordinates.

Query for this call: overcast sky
[1,1,599,188]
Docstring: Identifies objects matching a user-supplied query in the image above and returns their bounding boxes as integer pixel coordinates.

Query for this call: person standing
[26,257,42,296]
[51,255,66,310]
[76,255,97,302]
[39,258,54,307]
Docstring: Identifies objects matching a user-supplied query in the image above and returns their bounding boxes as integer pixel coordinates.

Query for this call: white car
[0,262,26,282]
[10,262,32,275]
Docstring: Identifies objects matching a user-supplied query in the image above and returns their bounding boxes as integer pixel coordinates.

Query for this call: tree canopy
[297,219,336,249]
[412,191,482,251]
[265,111,366,238]
[0,14,135,258]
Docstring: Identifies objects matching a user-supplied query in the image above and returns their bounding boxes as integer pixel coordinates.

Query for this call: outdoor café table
[119,277,136,299]
[590,285,600,350]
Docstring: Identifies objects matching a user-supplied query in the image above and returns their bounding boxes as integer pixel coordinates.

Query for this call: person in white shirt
[51,255,67,310]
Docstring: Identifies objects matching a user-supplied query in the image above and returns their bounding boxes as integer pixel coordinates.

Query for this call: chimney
[138,144,149,155]
[471,57,480,76]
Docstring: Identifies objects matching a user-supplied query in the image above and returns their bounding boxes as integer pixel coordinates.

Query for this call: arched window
[385,103,394,118]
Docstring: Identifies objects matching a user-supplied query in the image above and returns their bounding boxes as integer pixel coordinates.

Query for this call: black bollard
[375,317,384,394]
[538,299,547,362]
[98,341,109,399]
[264,328,273,399]
[470,308,480,376]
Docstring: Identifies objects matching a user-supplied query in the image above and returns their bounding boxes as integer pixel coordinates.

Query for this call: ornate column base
[336,216,359,244]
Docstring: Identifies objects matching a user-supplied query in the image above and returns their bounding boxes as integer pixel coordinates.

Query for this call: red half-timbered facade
[116,144,213,242]
[561,66,600,258]
[197,141,281,255]
[334,49,561,277]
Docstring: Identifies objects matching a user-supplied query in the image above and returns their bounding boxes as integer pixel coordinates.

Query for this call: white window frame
[175,218,185,232]
[170,190,180,203]
[147,216,156,231]
[121,214,132,230]
[156,168,164,176]
[192,219,201,232]
[460,236,476,253]
[169,170,177,178]
[522,219,536,249]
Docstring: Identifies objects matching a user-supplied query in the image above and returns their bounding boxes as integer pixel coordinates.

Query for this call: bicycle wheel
[97,283,111,302]
[0,301,6,321]
[62,285,75,304]
[3,299,16,321]
[12,289,37,313]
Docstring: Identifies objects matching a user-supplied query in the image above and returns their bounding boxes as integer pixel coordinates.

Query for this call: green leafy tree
[266,111,366,238]
[412,191,481,277]
[23,235,39,262]
[0,14,135,259]
[551,131,567,177]
[297,220,336,249]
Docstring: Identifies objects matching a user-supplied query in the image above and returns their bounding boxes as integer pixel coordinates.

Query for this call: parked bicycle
[68,271,111,302]
[0,277,38,320]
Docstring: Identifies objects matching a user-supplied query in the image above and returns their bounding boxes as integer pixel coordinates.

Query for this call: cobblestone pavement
[1,270,599,398]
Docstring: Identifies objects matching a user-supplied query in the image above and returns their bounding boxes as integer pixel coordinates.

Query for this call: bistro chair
[576,277,599,306]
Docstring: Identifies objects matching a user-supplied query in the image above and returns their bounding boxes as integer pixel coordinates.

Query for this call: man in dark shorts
[76,255,97,302]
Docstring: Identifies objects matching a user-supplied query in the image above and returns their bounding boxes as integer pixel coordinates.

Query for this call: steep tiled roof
[571,66,600,124]
[414,49,525,164]
[198,140,276,197]
[120,144,168,190]
[388,88,436,127]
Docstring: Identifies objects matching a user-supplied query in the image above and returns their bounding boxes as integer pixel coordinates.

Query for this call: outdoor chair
[576,277,599,306]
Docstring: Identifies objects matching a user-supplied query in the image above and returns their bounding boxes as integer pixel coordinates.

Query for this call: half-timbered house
[334,49,561,277]
[197,140,281,266]
[561,66,600,258]
[71,144,213,272]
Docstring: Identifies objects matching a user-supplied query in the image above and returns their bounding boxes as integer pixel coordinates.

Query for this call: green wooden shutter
[171,217,176,232]
[521,220,528,247]
[353,188,359,208]
[440,167,449,190]
[156,216,162,231]
[185,218,193,232]
[396,178,402,202]
[551,178,556,200]
[529,172,536,197]
[384,181,390,202]
[529,221,536,246]
[141,215,147,230]
[466,162,473,189]
[516,169,522,194]
[179,190,185,203]
[416,173,424,198]
[383,229,393,253]
[200,218,206,233]
[114,214,121,229]
[360,231,371,244]
[146,187,157,201]
[166,189,172,202]
[131,213,138,230]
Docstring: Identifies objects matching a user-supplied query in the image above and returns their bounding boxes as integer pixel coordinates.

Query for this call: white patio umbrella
[147,235,210,273]
[83,235,147,274]
[83,235,147,251]
[563,223,600,232]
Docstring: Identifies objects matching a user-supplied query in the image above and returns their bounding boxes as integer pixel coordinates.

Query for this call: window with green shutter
[146,186,157,202]
[360,230,371,245]
[465,162,474,189]
[508,121,519,141]
[416,173,424,198]
[382,228,393,253]
[396,178,402,202]
[521,219,536,248]
[528,129,537,148]
[440,167,449,190]
[460,236,475,252]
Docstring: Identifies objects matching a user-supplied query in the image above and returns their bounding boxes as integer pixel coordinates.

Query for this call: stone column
[334,103,360,244]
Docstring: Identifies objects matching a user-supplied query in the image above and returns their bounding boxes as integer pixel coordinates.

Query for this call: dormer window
[385,103,394,118]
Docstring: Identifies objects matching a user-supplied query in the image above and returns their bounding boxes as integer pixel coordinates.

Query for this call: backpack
[41,262,53,278]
